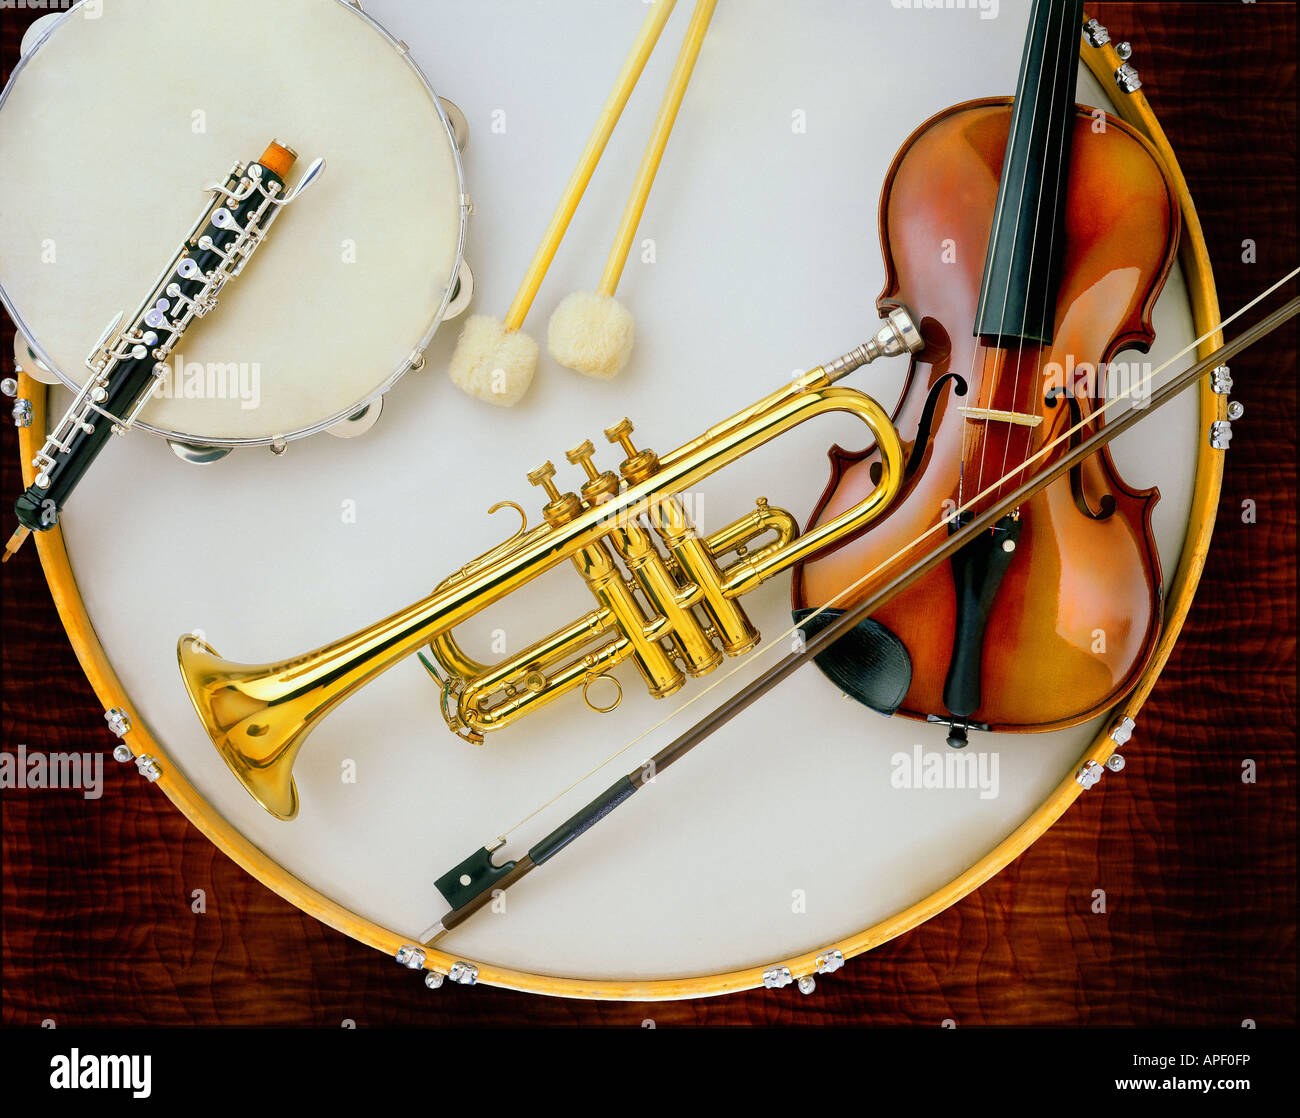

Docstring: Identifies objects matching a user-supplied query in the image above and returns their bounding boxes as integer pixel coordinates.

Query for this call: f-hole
[1045,387,1116,521]
[904,372,969,477]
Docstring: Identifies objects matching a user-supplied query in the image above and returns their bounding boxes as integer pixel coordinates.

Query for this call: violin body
[794,98,1179,733]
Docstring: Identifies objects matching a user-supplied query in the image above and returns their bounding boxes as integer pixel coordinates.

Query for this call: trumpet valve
[604,418,659,485]
[528,460,583,526]
[567,439,620,505]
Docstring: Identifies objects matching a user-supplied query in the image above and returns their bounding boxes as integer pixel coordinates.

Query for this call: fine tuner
[178,308,922,819]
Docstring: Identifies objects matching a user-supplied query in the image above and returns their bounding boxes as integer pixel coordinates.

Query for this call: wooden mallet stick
[548,0,719,380]
[448,0,679,407]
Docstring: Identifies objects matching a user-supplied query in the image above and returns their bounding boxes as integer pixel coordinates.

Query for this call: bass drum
[13,1,1224,999]
[0,0,471,457]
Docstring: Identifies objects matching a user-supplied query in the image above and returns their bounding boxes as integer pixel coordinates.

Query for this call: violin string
[975,0,1052,516]
[999,0,1072,512]
[960,0,1045,512]
[488,267,1298,846]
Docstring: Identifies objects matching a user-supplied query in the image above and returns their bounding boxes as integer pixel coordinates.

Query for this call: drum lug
[1209,420,1235,451]
[105,707,133,739]
[1075,759,1105,790]
[424,971,445,990]
[395,944,426,970]
[1106,753,1127,774]
[133,755,163,783]
[762,966,793,990]
[325,396,384,439]
[1,376,30,428]
[1083,18,1110,48]
[168,440,233,466]
[1115,61,1142,94]
[444,260,475,321]
[816,948,846,975]
[449,961,479,986]
[1211,365,1233,395]
[1109,715,1135,747]
[440,98,470,154]
[797,976,817,995]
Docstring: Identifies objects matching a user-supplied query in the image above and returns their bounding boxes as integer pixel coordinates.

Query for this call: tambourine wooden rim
[13,26,1226,1001]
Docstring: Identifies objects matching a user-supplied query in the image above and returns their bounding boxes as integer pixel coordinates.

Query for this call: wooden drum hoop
[12,24,1226,1001]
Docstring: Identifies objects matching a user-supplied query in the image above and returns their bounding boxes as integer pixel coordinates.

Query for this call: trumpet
[178,310,922,820]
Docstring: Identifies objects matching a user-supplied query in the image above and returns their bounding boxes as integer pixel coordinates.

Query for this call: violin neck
[975,0,1085,346]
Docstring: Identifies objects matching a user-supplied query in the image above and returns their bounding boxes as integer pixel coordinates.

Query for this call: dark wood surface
[2,3,1294,1027]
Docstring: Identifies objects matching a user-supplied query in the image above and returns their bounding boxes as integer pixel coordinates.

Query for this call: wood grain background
[2,2,1294,1027]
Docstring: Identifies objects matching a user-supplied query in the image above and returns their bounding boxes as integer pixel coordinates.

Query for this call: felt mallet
[449,0,679,407]
[548,0,718,380]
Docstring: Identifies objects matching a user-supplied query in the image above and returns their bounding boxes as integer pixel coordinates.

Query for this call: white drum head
[28,0,1213,992]
[0,0,466,445]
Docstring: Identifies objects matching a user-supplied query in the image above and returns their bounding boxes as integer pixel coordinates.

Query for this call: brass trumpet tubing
[650,496,759,657]
[607,519,722,678]
[442,505,800,733]
[656,373,826,474]
[443,608,613,732]
[703,503,798,558]
[575,540,684,700]
[426,629,489,680]
[466,633,628,734]
[263,369,896,701]
[179,365,903,818]
[672,536,758,655]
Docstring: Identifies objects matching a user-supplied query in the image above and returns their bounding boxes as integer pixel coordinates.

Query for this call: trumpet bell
[176,637,306,821]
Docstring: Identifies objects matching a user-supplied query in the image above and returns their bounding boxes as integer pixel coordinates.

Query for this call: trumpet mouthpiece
[824,306,924,382]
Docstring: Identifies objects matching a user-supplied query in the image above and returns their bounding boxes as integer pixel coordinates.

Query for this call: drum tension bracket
[763,949,846,995]
[104,707,163,782]
[1077,751,1126,790]
[396,945,478,989]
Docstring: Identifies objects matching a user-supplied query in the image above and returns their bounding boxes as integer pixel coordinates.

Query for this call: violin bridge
[958,407,1043,428]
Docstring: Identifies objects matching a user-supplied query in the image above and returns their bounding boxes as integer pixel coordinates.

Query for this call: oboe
[3,141,325,562]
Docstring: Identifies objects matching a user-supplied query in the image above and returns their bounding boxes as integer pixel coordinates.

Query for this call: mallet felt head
[547,292,636,380]
[448,315,540,407]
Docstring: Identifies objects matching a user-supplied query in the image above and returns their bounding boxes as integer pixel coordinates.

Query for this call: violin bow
[423,279,1299,947]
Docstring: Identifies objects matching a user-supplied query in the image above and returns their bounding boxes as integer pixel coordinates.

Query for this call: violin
[793,0,1178,746]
